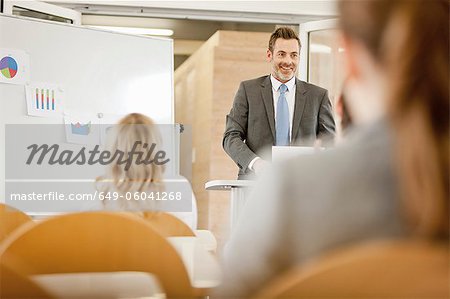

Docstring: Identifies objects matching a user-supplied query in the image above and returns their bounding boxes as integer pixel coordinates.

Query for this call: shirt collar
[270,74,296,92]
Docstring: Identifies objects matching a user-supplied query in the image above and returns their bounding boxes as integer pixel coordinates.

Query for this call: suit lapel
[261,76,276,140]
[292,79,308,141]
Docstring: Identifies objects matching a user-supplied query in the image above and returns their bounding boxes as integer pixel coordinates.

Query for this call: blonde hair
[97,113,165,210]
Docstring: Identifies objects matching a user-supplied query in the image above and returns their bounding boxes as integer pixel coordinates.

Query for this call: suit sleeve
[222,82,258,172]
[317,90,336,140]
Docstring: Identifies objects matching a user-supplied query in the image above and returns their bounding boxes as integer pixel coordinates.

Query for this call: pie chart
[0,56,18,79]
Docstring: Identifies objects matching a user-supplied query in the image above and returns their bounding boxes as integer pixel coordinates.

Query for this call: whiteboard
[0,14,174,200]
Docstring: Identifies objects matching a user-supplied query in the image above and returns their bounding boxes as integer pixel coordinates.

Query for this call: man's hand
[252,159,268,175]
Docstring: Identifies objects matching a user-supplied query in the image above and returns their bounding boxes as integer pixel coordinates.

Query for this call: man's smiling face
[267,38,300,83]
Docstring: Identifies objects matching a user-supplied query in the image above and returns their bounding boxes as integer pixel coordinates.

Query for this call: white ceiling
[30,0,338,68]
[46,1,338,17]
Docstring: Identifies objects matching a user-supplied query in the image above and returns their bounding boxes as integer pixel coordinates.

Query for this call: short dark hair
[268,27,301,52]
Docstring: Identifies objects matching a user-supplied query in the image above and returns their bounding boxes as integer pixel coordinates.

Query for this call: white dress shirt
[249,75,297,171]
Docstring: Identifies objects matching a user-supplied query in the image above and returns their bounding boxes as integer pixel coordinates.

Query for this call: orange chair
[254,240,449,299]
[0,260,54,299]
[142,211,195,237]
[0,203,33,244]
[0,212,199,298]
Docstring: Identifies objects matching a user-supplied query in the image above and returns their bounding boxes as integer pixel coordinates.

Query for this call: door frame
[299,18,338,81]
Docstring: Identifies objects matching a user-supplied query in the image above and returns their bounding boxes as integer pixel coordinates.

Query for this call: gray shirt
[219,121,407,297]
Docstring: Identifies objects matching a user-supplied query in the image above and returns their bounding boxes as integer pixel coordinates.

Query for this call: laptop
[272,146,323,163]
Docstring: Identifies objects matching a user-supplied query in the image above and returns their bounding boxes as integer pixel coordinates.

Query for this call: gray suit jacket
[223,75,336,179]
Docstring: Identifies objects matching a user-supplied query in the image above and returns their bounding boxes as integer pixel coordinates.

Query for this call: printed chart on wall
[0,48,30,85]
[64,113,100,145]
[25,83,64,118]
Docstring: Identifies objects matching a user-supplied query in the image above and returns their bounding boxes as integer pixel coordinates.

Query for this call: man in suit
[223,27,336,179]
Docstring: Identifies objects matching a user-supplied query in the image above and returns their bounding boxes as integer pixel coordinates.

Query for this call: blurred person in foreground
[217,0,448,297]
[96,113,197,229]
[336,86,353,137]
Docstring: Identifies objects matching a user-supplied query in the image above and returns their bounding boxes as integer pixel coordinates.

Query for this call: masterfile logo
[5,124,184,180]
[26,141,170,171]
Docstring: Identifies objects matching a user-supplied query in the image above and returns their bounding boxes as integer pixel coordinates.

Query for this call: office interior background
[1,0,343,249]
[1,1,449,298]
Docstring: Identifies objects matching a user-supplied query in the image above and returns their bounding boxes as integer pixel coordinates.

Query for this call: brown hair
[268,27,301,52]
[339,0,449,238]
[337,92,353,133]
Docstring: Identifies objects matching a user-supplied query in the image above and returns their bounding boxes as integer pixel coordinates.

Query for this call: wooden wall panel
[175,31,271,249]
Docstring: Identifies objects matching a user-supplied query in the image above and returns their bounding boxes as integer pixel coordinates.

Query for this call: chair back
[143,211,195,237]
[0,203,33,244]
[0,260,54,299]
[254,241,449,298]
[0,212,195,298]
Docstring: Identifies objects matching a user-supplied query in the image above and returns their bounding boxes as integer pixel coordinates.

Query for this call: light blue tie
[276,84,290,146]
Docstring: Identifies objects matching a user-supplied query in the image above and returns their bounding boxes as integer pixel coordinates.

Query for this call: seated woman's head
[339,0,449,238]
[98,113,165,208]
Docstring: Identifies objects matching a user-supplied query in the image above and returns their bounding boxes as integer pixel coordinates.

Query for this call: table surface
[168,236,222,289]
[32,237,222,298]
[33,272,165,299]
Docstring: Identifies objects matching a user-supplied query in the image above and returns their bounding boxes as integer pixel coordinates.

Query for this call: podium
[205,180,255,230]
